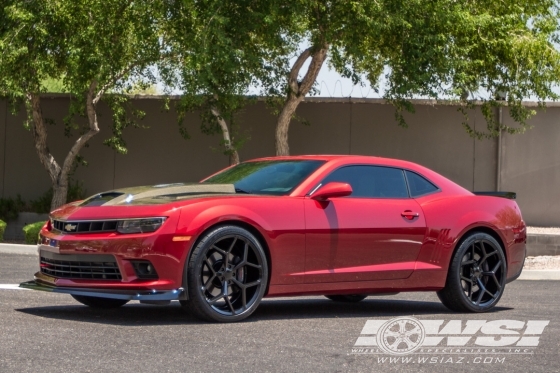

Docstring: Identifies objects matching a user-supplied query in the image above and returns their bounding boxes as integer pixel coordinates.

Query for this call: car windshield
[203,160,325,195]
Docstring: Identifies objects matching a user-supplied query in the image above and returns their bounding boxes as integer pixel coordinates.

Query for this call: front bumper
[20,278,185,301]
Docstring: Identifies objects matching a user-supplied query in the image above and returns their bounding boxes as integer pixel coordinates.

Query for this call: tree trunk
[275,44,329,156]
[210,106,240,165]
[28,80,102,211]
[51,182,69,211]
[230,148,240,165]
[276,97,303,156]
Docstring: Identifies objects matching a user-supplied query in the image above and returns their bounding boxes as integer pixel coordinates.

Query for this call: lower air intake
[39,251,121,280]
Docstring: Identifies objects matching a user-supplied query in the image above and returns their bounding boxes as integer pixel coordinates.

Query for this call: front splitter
[19,280,185,301]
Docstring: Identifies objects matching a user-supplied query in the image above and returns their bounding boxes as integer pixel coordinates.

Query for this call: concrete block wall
[1,96,559,226]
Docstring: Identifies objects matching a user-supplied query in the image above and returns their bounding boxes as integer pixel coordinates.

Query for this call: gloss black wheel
[437,232,506,312]
[325,294,367,303]
[71,295,129,309]
[183,226,268,322]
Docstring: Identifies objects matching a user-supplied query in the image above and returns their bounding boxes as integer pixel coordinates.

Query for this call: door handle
[401,210,420,220]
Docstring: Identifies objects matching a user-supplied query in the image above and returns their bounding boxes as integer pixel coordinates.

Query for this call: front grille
[52,219,118,234]
[40,251,121,280]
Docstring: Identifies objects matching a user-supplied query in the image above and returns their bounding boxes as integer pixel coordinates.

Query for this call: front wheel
[71,295,129,309]
[183,225,268,322]
[437,232,506,313]
[325,295,367,303]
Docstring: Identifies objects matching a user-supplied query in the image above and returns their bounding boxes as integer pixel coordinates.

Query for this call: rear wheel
[71,295,129,309]
[182,225,268,322]
[437,232,506,312]
[325,294,367,303]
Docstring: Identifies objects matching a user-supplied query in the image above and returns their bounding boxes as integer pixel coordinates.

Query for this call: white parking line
[0,284,29,290]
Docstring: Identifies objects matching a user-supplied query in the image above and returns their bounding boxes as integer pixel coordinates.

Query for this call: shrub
[0,220,6,242]
[0,195,26,221]
[23,221,45,244]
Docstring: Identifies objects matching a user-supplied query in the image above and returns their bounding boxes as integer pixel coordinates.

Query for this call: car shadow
[15,297,513,326]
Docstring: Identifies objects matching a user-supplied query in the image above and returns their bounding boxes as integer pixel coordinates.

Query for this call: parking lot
[0,252,559,373]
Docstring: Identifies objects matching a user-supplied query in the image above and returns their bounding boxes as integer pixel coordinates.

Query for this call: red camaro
[21,155,526,322]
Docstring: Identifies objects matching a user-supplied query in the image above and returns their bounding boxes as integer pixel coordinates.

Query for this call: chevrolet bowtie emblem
[64,224,77,231]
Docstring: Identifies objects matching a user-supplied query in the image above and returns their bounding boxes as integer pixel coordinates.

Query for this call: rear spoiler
[473,191,516,200]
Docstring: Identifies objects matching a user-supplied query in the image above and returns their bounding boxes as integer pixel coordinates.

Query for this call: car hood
[50,183,236,220]
[79,183,236,206]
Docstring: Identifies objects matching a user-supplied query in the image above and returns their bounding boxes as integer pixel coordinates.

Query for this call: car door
[303,165,427,283]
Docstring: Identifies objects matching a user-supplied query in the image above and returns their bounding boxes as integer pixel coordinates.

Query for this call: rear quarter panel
[416,194,526,284]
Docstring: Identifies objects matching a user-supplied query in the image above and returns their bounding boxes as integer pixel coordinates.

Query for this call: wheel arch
[449,225,508,270]
[183,219,273,299]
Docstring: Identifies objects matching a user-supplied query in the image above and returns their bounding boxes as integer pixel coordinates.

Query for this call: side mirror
[311,182,352,201]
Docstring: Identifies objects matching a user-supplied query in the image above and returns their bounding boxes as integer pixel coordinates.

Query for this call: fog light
[131,260,159,279]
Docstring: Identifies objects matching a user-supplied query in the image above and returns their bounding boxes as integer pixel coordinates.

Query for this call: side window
[405,170,439,197]
[319,165,408,198]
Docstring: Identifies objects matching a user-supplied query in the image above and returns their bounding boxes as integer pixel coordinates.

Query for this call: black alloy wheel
[71,295,129,309]
[183,225,268,322]
[325,294,367,303]
[437,232,507,312]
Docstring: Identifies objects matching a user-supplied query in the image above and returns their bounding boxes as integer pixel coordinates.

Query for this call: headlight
[117,217,166,234]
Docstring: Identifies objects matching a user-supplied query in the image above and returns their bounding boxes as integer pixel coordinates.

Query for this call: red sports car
[21,155,526,322]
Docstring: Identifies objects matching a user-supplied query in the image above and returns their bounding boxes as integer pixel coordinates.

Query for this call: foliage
[0,0,166,209]
[258,0,560,154]
[29,180,87,214]
[323,0,560,138]
[42,77,67,93]
[0,220,6,242]
[0,195,26,222]
[55,0,165,153]
[128,83,160,95]
[22,221,45,244]
[162,0,298,160]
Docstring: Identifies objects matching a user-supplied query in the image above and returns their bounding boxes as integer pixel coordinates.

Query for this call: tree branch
[210,105,240,164]
[60,80,101,179]
[94,65,137,104]
[210,106,232,148]
[27,93,61,183]
[288,48,312,97]
[298,44,329,96]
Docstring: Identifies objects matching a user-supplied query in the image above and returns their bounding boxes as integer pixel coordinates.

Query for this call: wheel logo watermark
[376,317,425,355]
[351,317,550,364]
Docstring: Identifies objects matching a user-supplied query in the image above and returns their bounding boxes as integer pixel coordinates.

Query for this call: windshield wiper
[235,187,252,194]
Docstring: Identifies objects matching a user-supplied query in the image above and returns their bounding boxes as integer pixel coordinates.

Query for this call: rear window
[405,170,439,197]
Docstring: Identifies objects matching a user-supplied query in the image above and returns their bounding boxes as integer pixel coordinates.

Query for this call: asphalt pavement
[0,253,559,373]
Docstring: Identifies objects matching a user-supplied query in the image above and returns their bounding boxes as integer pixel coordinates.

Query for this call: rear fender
[415,196,522,286]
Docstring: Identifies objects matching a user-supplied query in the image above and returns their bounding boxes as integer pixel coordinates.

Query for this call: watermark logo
[376,317,425,355]
[352,317,549,361]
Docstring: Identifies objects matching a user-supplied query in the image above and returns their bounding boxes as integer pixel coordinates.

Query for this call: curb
[527,233,560,256]
[0,243,38,256]
[518,270,560,281]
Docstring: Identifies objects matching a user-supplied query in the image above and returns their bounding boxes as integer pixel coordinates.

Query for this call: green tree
[0,0,164,210]
[162,0,298,164]
[273,0,560,155]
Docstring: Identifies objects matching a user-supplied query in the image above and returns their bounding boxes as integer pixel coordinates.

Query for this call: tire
[437,232,507,313]
[182,225,268,322]
[325,295,367,303]
[71,295,129,309]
